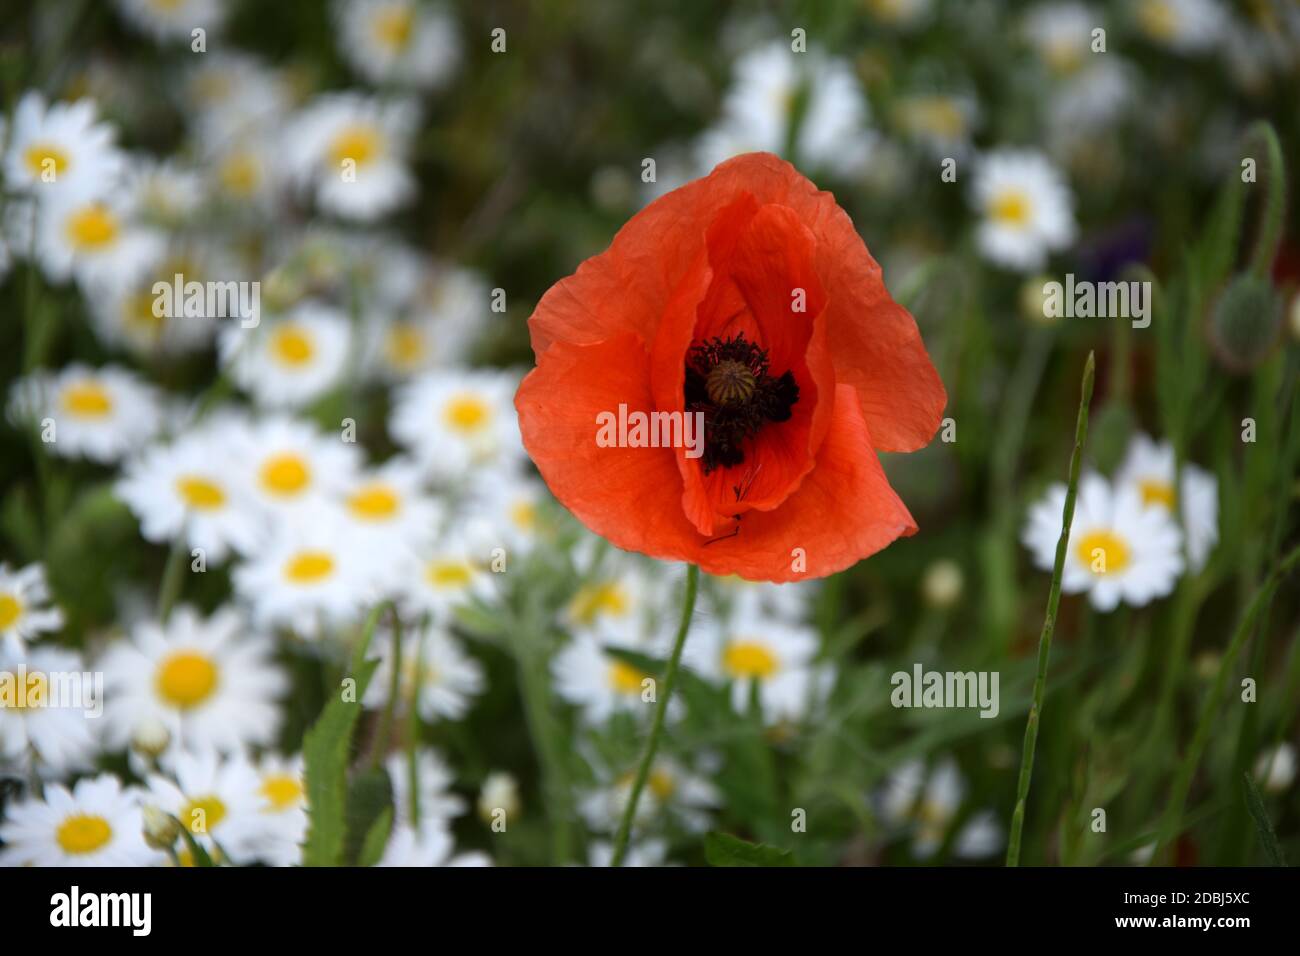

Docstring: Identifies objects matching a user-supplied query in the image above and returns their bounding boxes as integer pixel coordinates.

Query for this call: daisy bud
[1020,275,1057,325]
[142,804,180,851]
[130,717,171,760]
[1209,273,1282,372]
[1253,744,1296,794]
[477,771,521,825]
[921,559,964,609]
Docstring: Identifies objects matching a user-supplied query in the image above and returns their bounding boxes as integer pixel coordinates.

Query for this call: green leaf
[357,806,395,868]
[704,831,794,867]
[174,819,217,867]
[301,605,387,867]
[1242,772,1287,866]
[344,768,393,866]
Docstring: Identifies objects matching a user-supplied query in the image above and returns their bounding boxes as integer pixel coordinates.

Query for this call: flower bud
[142,804,181,851]
[1209,273,1282,372]
[477,771,521,825]
[921,559,964,609]
[130,718,171,760]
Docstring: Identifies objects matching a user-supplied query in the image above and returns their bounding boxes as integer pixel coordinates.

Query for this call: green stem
[1006,352,1095,867]
[610,563,700,867]
[1244,121,1285,279]
[156,536,188,624]
[368,608,403,771]
[1151,541,1300,861]
[510,619,573,864]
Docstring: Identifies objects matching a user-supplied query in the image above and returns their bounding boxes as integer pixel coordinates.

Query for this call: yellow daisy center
[347,484,401,521]
[260,453,311,497]
[175,475,227,511]
[907,97,965,138]
[126,290,167,335]
[284,550,336,584]
[648,768,676,800]
[329,125,382,169]
[723,640,779,680]
[61,380,114,418]
[270,324,316,366]
[8,671,47,711]
[443,394,491,434]
[373,6,415,50]
[1075,529,1132,576]
[218,152,260,197]
[568,582,629,626]
[990,189,1032,227]
[181,795,227,834]
[510,500,537,531]
[384,323,426,369]
[156,651,219,709]
[25,142,70,179]
[607,659,649,695]
[260,774,304,811]
[425,559,474,589]
[65,204,120,250]
[1138,478,1175,509]
[56,814,113,855]
[1138,0,1178,40]
[0,593,23,630]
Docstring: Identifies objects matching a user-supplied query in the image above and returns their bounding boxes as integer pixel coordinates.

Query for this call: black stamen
[684,332,799,474]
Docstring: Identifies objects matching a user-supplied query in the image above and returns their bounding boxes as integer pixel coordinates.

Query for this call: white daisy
[365,627,485,722]
[233,510,380,637]
[561,557,663,644]
[696,41,873,177]
[1115,433,1219,572]
[0,774,162,866]
[553,631,661,725]
[0,645,98,775]
[893,92,978,159]
[98,604,286,757]
[220,303,352,408]
[335,0,461,89]
[236,415,363,517]
[285,93,418,222]
[376,821,491,866]
[85,244,227,356]
[114,0,225,42]
[706,576,814,625]
[1254,743,1296,794]
[336,456,443,555]
[971,149,1076,272]
[389,369,524,480]
[395,529,496,624]
[7,363,163,464]
[878,757,1004,859]
[695,609,833,725]
[207,140,285,209]
[476,771,520,825]
[2,92,124,197]
[463,470,547,558]
[578,756,719,835]
[115,425,263,562]
[1022,472,1185,612]
[0,562,63,655]
[589,839,669,867]
[145,750,267,864]
[386,749,468,826]
[33,188,163,291]
[363,266,491,380]
[183,53,292,148]
[127,158,206,224]
[1023,2,1101,76]
[1135,0,1227,52]
[251,753,307,866]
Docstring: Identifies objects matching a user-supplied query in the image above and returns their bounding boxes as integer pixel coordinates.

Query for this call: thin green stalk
[1006,352,1095,867]
[406,624,425,829]
[1151,541,1300,861]
[368,608,403,770]
[610,563,700,867]
[156,536,188,624]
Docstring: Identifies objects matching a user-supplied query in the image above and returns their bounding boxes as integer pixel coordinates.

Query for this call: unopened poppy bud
[142,804,181,850]
[1209,273,1281,372]
[1021,274,1058,325]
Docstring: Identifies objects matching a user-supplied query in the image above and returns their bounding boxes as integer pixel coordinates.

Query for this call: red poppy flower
[515,152,946,582]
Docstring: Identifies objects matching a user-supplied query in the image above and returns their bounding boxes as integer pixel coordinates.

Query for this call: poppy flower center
[684,333,798,474]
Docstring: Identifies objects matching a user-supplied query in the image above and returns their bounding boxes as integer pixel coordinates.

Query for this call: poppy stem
[610,563,700,867]
[1006,351,1095,866]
